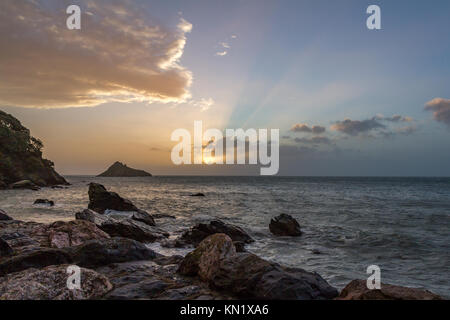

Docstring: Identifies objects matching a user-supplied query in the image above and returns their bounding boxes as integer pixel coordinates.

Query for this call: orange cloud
[0,0,193,108]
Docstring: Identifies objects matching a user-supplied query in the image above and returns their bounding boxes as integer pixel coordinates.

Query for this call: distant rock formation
[0,110,68,189]
[97,161,152,177]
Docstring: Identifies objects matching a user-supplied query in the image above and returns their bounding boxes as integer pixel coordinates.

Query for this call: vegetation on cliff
[0,110,67,188]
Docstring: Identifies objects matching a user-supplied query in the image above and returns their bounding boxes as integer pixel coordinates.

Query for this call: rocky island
[0,110,67,189]
[97,161,152,177]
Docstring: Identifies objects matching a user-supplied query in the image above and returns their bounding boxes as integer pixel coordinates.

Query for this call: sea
[0,176,449,297]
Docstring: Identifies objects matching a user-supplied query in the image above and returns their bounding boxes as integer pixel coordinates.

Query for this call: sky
[0,0,449,176]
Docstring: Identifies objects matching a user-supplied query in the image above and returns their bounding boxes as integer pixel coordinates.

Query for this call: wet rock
[0,220,47,254]
[178,234,236,280]
[46,220,110,248]
[0,238,14,257]
[130,209,155,226]
[175,220,254,247]
[33,199,54,206]
[70,237,158,268]
[336,279,443,300]
[178,234,338,300]
[10,180,39,190]
[269,214,302,236]
[88,183,139,214]
[76,209,167,242]
[107,278,170,300]
[190,193,205,197]
[0,209,13,221]
[0,265,112,300]
[0,248,73,276]
[153,254,184,266]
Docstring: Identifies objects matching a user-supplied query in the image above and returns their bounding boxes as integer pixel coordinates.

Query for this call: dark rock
[0,248,73,276]
[106,278,169,300]
[269,214,302,236]
[153,254,184,266]
[97,161,152,177]
[0,238,14,257]
[0,220,48,254]
[10,180,40,190]
[0,209,13,221]
[76,209,167,242]
[178,234,338,300]
[190,193,205,197]
[33,199,54,206]
[0,265,112,300]
[88,183,139,214]
[336,279,443,300]
[177,220,254,247]
[69,237,158,268]
[45,220,110,248]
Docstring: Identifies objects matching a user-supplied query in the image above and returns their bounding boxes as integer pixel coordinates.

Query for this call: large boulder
[76,209,167,242]
[173,220,253,248]
[88,183,139,214]
[336,279,443,300]
[0,265,112,300]
[178,234,338,300]
[269,214,302,236]
[0,209,12,221]
[69,237,158,268]
[0,238,14,257]
[178,233,236,280]
[45,220,110,248]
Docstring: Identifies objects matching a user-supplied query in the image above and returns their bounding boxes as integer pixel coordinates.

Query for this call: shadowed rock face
[97,161,152,177]
[269,214,302,236]
[0,265,113,300]
[178,234,338,300]
[0,110,67,188]
[336,279,443,300]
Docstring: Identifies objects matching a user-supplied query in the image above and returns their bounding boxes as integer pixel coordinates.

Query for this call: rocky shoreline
[0,183,444,300]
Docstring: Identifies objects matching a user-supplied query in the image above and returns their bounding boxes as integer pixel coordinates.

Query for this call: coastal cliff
[0,110,67,189]
[97,161,152,177]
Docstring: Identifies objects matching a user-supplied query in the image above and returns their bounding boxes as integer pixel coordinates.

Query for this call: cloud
[189,98,215,111]
[331,118,385,136]
[425,98,450,126]
[0,0,193,108]
[215,35,237,56]
[374,114,413,123]
[291,123,326,134]
[294,136,331,145]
